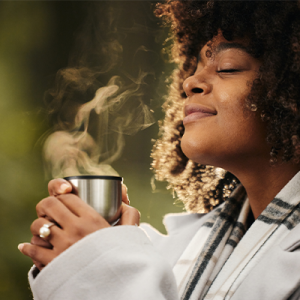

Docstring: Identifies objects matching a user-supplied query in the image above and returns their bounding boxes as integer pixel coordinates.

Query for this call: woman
[18,1,300,299]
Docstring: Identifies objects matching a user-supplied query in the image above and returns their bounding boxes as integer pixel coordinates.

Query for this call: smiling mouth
[183,104,217,125]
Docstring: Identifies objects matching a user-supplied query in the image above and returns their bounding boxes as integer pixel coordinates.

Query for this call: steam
[42,2,163,179]
[44,74,155,178]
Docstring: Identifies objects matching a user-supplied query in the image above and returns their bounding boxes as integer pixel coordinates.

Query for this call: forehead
[198,34,252,62]
[199,42,250,62]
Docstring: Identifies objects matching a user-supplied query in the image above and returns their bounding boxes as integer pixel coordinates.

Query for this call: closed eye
[217,69,240,73]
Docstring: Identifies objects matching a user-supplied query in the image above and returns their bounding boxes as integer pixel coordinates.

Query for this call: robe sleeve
[28,225,179,300]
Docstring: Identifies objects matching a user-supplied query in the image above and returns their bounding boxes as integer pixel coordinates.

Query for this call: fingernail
[59,183,71,193]
[18,243,24,251]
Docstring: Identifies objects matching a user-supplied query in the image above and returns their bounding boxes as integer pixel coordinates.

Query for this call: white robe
[28,175,300,300]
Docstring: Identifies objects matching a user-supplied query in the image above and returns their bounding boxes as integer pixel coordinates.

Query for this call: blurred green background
[0,1,184,299]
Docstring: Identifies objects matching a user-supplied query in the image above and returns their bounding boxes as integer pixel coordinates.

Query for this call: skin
[182,34,300,218]
[18,179,140,270]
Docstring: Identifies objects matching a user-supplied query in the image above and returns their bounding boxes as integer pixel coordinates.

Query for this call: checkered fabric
[173,173,300,300]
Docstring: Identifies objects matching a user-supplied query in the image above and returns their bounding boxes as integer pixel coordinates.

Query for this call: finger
[31,235,52,249]
[32,260,45,271]
[56,194,110,230]
[18,243,56,267]
[117,203,140,226]
[56,193,98,218]
[30,218,63,241]
[30,217,84,253]
[122,184,130,205]
[31,224,70,255]
[48,178,72,196]
[36,197,78,226]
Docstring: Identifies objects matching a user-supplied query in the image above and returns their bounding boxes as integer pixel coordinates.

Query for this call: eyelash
[217,69,240,73]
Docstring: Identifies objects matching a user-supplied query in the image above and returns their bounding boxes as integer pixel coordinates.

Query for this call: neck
[229,160,300,219]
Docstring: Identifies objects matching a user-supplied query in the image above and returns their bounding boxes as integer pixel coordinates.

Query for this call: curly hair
[151,0,300,213]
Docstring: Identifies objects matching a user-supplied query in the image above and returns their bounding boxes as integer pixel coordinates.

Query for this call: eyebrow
[198,42,250,63]
[216,42,249,53]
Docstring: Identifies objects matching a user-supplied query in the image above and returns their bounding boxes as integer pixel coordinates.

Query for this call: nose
[183,73,212,97]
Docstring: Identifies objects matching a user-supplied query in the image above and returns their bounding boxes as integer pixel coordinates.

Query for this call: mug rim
[64,175,122,181]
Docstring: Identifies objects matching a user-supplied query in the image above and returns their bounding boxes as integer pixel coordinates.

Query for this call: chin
[181,137,209,165]
[181,135,225,167]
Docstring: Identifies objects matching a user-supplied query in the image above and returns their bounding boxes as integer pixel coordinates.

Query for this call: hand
[18,178,140,271]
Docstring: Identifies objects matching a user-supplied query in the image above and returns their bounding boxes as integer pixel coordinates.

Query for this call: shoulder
[140,211,213,267]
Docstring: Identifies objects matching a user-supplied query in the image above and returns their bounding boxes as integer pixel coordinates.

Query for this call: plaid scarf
[173,172,300,300]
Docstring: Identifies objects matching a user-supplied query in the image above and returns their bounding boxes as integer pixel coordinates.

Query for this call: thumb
[48,178,73,196]
[121,184,130,205]
[117,203,140,226]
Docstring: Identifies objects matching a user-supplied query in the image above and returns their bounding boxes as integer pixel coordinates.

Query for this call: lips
[183,104,217,125]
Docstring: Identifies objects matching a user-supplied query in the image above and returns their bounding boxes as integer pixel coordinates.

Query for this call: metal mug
[64,175,123,224]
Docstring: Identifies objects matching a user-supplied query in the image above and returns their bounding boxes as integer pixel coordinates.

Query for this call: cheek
[217,84,248,113]
[216,85,251,132]
[181,104,267,166]
[217,107,268,159]
[181,120,222,164]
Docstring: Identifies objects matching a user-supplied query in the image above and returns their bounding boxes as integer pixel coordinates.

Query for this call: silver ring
[39,222,55,238]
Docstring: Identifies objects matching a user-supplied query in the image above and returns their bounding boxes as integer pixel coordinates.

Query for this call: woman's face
[181,34,270,172]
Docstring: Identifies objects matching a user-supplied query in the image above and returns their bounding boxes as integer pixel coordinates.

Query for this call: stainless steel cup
[64,175,123,224]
